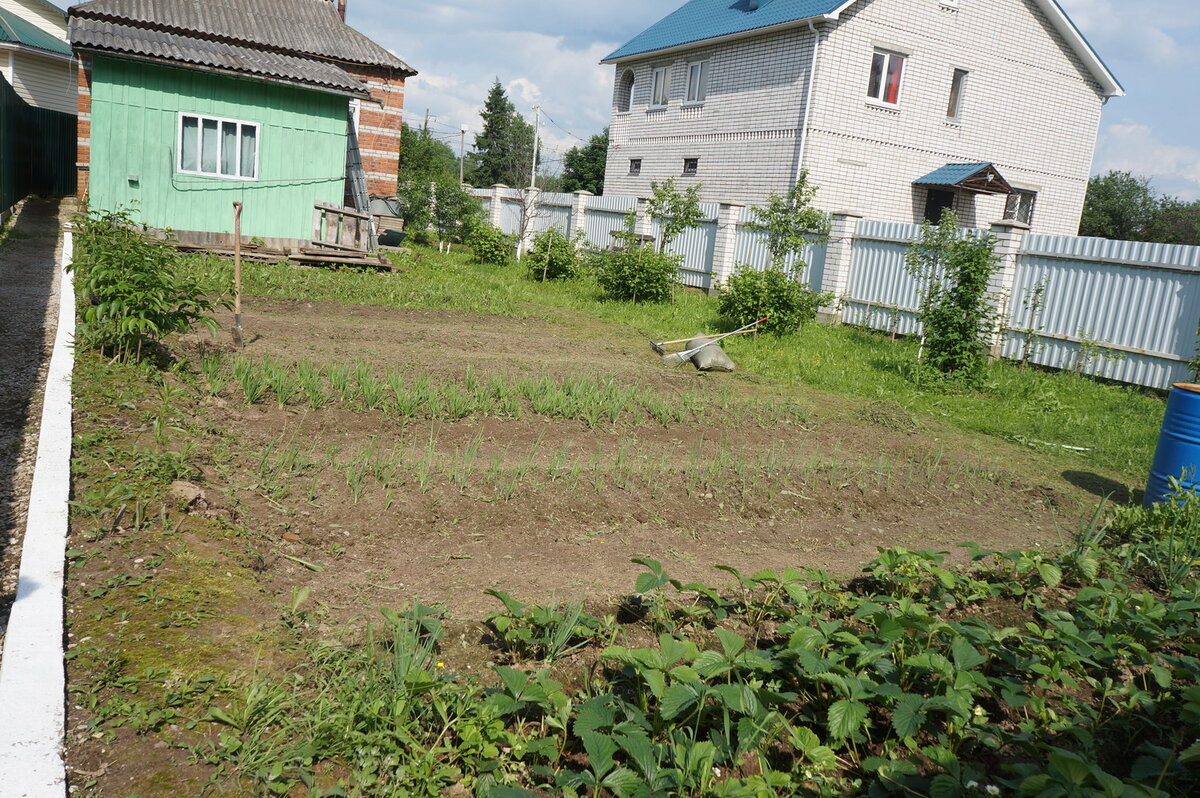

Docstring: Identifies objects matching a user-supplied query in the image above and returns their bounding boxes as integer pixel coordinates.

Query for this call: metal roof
[603,0,851,62]
[915,163,1013,195]
[602,0,1121,97]
[0,7,72,56]
[69,0,413,73]
[70,16,369,95]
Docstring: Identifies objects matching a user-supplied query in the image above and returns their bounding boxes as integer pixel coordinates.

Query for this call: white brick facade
[603,0,1109,236]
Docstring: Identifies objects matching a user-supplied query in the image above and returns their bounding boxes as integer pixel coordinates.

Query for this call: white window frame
[176,112,260,180]
[650,66,670,108]
[866,49,906,106]
[946,68,968,119]
[1005,188,1037,226]
[684,59,709,104]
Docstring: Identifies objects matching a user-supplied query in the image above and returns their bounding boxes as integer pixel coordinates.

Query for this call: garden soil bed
[172,297,1078,621]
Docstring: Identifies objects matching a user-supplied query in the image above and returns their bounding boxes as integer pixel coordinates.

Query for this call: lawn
[60,244,1190,797]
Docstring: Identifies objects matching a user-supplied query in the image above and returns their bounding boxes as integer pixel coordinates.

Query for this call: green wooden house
[67,0,413,248]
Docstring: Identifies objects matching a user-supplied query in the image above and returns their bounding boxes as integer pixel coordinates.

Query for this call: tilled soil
[0,198,66,653]
[171,297,1081,622]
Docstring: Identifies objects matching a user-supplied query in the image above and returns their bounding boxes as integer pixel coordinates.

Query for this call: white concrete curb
[0,229,74,797]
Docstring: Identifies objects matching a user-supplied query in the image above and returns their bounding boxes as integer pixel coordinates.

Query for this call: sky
[344,0,1200,200]
[50,1,1200,199]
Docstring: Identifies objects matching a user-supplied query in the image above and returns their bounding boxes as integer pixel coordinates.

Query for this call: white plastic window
[867,50,905,105]
[685,60,709,103]
[651,66,669,107]
[179,113,259,179]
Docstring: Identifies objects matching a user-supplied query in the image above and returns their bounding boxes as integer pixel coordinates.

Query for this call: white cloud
[1094,121,1200,200]
[1057,0,1199,65]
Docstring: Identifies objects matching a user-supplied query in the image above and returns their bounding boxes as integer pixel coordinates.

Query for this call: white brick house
[601,0,1122,235]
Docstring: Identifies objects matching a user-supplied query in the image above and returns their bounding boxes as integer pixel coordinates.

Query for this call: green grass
[188,247,1164,480]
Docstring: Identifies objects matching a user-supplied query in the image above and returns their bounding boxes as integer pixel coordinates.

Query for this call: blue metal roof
[603,0,847,62]
[914,163,994,187]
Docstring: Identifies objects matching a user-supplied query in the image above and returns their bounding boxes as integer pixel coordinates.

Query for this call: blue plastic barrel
[1145,383,1200,506]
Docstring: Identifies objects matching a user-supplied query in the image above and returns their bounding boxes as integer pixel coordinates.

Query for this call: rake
[650,327,757,355]
[658,317,766,367]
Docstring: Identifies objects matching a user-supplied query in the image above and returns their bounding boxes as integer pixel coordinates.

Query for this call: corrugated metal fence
[1,76,76,212]
[467,186,1200,390]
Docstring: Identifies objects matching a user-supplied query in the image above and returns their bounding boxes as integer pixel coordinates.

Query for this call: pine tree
[465,79,535,188]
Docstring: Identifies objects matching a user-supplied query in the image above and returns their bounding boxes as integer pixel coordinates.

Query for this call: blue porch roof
[603,0,848,62]
[915,163,994,187]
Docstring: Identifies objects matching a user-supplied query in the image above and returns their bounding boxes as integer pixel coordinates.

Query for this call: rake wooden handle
[654,328,757,347]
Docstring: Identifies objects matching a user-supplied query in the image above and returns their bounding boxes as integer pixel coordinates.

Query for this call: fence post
[818,210,863,324]
[571,190,592,245]
[709,202,744,295]
[634,197,653,241]
[489,184,507,228]
[988,219,1029,359]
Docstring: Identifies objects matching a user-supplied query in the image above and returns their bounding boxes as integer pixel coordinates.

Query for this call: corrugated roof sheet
[70,0,412,73]
[604,0,849,62]
[0,6,72,56]
[914,163,994,187]
[70,16,368,94]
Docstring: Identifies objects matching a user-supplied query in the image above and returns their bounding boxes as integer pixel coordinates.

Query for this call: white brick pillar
[988,219,1029,358]
[634,197,653,240]
[571,190,592,244]
[818,211,863,324]
[709,202,744,295]
[489,184,507,228]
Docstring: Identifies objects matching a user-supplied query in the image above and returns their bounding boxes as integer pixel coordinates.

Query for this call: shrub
[527,227,583,280]
[70,206,223,361]
[718,264,830,334]
[467,223,515,265]
[594,245,680,304]
[645,178,704,253]
[905,209,1001,378]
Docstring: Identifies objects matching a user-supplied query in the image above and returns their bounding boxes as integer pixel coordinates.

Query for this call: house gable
[604,0,1119,97]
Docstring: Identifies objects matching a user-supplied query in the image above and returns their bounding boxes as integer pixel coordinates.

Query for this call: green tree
[745,172,830,269]
[561,128,608,195]
[430,179,484,251]
[1153,198,1200,246]
[1079,171,1161,240]
[398,122,458,185]
[465,79,536,188]
[646,178,704,253]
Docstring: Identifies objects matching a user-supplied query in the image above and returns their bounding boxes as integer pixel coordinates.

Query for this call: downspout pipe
[794,19,822,185]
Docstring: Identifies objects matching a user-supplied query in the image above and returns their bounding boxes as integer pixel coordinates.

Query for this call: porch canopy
[914,162,1013,195]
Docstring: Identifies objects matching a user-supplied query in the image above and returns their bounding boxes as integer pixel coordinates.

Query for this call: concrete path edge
[0,229,75,797]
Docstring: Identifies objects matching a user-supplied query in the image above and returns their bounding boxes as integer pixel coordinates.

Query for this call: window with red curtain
[867,50,906,105]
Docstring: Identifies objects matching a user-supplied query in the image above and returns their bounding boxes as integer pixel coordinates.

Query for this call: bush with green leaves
[594,244,681,304]
[70,206,223,361]
[527,226,583,281]
[646,178,704,253]
[466,223,515,265]
[905,209,1001,379]
[719,263,831,335]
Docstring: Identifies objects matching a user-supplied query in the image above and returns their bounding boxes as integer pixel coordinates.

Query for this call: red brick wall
[76,55,92,201]
[343,64,405,197]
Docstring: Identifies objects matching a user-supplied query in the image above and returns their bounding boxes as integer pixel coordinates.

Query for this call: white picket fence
[470,186,1200,391]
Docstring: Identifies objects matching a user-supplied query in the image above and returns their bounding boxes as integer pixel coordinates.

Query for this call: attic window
[685,60,709,103]
[179,113,258,179]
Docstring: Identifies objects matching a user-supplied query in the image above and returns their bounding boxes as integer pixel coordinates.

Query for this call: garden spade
[659,317,766,367]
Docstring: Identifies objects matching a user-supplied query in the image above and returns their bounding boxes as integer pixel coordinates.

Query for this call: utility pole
[459,124,467,185]
[529,104,540,189]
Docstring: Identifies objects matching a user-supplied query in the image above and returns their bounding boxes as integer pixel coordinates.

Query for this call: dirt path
[0,198,67,654]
